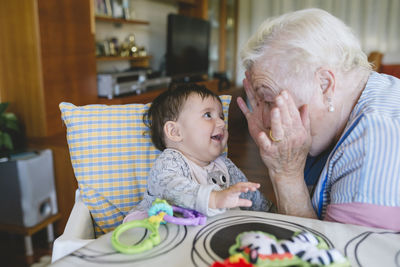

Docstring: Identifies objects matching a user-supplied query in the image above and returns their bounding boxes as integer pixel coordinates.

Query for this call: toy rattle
[111,199,206,254]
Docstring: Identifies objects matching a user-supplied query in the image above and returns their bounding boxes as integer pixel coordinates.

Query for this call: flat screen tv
[166,14,210,82]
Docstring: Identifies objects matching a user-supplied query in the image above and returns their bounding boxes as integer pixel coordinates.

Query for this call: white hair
[241,8,372,102]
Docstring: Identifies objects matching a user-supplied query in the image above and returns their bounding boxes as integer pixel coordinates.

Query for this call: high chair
[51,96,231,262]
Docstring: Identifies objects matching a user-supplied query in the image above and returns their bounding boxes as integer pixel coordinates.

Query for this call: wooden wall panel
[37,0,98,137]
[33,0,98,234]
[0,0,47,137]
[218,0,227,71]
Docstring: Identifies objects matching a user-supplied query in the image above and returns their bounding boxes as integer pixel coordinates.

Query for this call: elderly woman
[237,8,400,230]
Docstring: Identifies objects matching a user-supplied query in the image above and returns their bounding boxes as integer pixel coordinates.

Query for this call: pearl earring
[327,97,335,112]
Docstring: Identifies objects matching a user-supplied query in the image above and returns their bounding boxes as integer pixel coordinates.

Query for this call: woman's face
[250,59,336,156]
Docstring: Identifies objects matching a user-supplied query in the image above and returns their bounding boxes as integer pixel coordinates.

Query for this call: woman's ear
[316,68,335,96]
[164,121,182,142]
[316,68,336,112]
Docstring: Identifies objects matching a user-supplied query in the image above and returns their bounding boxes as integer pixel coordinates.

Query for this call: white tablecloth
[50,210,400,267]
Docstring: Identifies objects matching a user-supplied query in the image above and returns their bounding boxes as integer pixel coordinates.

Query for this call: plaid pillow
[59,95,231,235]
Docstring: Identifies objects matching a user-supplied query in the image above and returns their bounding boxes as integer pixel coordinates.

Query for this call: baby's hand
[209,182,260,209]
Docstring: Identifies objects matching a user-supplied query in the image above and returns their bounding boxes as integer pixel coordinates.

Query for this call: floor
[226,88,276,205]
[0,87,276,267]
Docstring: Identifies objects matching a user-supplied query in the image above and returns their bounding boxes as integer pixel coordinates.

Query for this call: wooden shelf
[0,213,61,236]
[96,55,152,61]
[96,79,222,105]
[178,0,196,5]
[95,16,149,25]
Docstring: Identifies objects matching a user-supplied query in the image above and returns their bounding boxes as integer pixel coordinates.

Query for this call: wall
[235,0,251,87]
[96,0,178,73]
[235,0,400,86]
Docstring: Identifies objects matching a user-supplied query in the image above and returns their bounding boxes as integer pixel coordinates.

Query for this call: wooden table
[50,210,399,267]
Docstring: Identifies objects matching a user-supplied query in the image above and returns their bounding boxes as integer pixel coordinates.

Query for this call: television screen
[166,14,210,81]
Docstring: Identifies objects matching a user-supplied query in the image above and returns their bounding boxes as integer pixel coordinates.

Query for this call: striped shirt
[311,72,400,226]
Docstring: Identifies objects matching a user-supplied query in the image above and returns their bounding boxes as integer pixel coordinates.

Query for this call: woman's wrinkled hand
[236,74,269,147]
[237,74,312,179]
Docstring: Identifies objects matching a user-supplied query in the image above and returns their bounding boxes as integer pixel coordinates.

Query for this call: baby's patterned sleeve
[147,150,223,216]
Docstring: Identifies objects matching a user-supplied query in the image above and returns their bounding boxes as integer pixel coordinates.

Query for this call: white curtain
[235,0,400,85]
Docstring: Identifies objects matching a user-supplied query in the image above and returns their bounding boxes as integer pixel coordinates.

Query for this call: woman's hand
[259,90,311,178]
[237,73,311,178]
[237,74,269,148]
[237,73,316,218]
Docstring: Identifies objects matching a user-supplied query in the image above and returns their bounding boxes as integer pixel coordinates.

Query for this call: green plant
[0,102,21,152]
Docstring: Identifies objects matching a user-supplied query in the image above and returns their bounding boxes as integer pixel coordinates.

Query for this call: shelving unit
[94,14,152,69]
[96,55,151,69]
[96,55,151,61]
[95,16,149,25]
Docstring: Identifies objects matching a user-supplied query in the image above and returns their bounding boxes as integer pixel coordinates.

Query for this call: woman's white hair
[241,8,371,101]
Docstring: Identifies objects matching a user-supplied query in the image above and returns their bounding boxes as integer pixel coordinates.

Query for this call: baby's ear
[164,121,182,142]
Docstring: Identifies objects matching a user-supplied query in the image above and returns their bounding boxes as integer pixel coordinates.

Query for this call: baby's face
[175,94,228,166]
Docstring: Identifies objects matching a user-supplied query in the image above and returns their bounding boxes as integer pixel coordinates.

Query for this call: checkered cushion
[59,95,231,235]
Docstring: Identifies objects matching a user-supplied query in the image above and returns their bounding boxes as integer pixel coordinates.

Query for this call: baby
[128,84,274,217]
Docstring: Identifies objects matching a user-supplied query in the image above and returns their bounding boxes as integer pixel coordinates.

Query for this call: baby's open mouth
[211,134,223,141]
